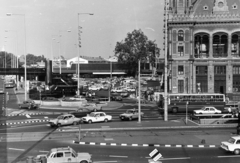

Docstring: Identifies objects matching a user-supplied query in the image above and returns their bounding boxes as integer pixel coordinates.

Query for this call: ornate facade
[168,0,240,100]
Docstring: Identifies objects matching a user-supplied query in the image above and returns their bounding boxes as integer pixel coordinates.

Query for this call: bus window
[190,96,195,102]
[183,96,189,101]
[216,95,220,101]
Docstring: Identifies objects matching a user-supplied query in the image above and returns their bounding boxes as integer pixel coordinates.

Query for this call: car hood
[49,118,59,123]
[120,113,132,116]
[221,141,233,146]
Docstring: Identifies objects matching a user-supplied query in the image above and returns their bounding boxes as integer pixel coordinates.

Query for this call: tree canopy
[114,29,160,76]
[0,52,46,68]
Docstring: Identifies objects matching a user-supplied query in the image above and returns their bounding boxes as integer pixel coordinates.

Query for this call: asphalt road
[5,139,240,163]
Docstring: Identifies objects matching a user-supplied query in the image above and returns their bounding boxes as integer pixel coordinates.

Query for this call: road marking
[94,161,118,163]
[158,157,190,160]
[218,155,240,158]
[9,148,25,151]
[109,155,128,158]
[44,116,48,119]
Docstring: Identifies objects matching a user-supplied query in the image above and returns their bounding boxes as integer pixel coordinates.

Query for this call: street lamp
[77,13,94,96]
[7,13,27,101]
[51,37,56,72]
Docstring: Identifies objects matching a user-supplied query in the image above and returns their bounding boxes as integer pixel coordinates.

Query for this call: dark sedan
[68,108,92,118]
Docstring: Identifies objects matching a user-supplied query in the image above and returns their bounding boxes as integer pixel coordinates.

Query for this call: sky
[0,0,164,60]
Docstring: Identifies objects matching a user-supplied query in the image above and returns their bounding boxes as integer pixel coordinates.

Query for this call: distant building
[168,0,240,100]
[66,55,108,67]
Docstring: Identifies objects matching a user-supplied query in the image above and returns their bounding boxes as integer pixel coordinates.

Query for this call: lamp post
[77,13,94,96]
[138,59,141,122]
[58,30,71,77]
[51,37,56,72]
[7,13,27,101]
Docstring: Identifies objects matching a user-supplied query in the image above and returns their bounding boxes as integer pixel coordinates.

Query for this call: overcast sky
[0,0,164,60]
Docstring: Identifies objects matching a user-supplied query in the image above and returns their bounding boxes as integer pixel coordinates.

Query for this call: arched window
[178,30,184,41]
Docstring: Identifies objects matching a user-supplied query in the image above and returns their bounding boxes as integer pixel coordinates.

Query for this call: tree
[114,29,160,76]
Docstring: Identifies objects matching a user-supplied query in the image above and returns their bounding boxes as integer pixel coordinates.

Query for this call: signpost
[186,101,188,124]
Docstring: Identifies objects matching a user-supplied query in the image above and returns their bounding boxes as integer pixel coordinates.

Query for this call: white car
[194,106,222,114]
[88,86,101,91]
[221,136,240,155]
[82,112,112,124]
[36,146,92,163]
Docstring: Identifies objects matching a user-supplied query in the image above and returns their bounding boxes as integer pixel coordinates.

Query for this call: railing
[213,53,228,58]
[232,52,240,58]
[0,68,46,75]
[194,53,209,58]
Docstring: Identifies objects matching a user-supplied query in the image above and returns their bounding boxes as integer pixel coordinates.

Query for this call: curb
[0,119,50,126]
[73,141,219,148]
[6,113,44,117]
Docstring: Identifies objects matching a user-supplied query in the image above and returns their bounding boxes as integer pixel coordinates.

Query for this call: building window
[196,66,208,75]
[233,66,240,74]
[233,81,240,92]
[178,30,184,41]
[178,46,184,56]
[178,80,184,93]
[178,65,184,75]
[214,66,226,74]
[178,0,184,7]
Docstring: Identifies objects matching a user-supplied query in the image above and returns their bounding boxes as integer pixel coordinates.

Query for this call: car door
[61,116,69,125]
[99,113,106,121]
[67,115,74,125]
[64,152,78,163]
[203,107,209,114]
[209,107,215,114]
[94,113,101,122]
[49,152,64,163]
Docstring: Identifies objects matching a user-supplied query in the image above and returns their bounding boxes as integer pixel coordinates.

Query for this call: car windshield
[201,107,206,110]
[89,112,96,117]
[57,115,64,120]
[72,149,77,157]
[126,110,133,114]
[45,151,51,158]
[228,138,236,144]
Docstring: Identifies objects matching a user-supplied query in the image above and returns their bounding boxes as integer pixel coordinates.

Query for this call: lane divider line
[73,141,220,148]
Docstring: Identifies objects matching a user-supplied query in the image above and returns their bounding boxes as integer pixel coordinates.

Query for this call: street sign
[149,149,162,162]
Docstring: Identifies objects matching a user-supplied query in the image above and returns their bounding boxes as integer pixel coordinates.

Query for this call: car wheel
[120,116,124,120]
[129,117,132,121]
[73,121,78,125]
[88,120,92,124]
[172,108,178,114]
[57,123,61,127]
[104,119,108,122]
[80,160,88,163]
[234,149,240,155]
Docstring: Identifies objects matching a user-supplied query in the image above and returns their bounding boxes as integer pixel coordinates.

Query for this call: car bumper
[220,145,231,152]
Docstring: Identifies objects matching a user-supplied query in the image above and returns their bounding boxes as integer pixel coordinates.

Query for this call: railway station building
[168,0,240,100]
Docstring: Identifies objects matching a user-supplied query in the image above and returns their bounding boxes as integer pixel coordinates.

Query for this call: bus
[156,93,226,113]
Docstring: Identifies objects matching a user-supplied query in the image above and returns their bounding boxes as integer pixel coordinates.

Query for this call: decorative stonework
[213,0,229,14]
[203,5,209,11]
[232,3,238,10]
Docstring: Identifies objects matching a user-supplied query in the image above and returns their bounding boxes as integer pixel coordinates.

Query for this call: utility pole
[164,0,169,121]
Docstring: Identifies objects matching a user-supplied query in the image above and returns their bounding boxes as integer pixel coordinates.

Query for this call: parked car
[79,103,102,111]
[82,112,112,124]
[69,108,92,118]
[18,100,39,109]
[119,109,144,121]
[48,114,82,127]
[36,146,92,163]
[221,136,240,155]
[193,106,222,114]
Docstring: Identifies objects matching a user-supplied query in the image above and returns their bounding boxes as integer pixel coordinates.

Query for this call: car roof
[231,136,240,140]
[92,112,104,114]
[62,114,74,116]
[50,147,74,153]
